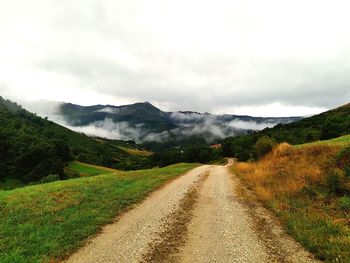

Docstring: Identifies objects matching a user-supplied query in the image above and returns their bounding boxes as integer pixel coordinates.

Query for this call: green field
[0,163,198,263]
[295,134,350,148]
[66,161,116,176]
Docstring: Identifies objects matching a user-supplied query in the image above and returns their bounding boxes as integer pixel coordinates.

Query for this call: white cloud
[228,120,276,130]
[1,0,350,116]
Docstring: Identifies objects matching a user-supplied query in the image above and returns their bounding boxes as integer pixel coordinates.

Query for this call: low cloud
[16,100,295,143]
[65,118,145,141]
[228,120,277,130]
[170,112,204,122]
[95,107,117,114]
[63,116,273,143]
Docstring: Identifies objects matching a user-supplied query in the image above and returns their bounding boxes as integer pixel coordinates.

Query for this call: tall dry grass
[234,142,350,261]
[234,143,341,202]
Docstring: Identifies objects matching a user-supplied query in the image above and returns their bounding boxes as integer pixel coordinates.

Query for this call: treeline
[0,99,72,182]
[114,139,223,170]
[150,143,222,167]
[222,103,350,161]
[0,97,146,183]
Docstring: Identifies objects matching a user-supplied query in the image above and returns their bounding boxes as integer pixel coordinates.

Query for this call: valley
[1,95,350,262]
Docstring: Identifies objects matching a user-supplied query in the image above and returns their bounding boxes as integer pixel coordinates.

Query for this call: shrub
[338,196,350,211]
[326,170,342,195]
[336,146,350,169]
[255,136,277,159]
[39,174,61,183]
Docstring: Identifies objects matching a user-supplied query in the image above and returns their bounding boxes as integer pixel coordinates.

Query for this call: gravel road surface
[66,163,320,263]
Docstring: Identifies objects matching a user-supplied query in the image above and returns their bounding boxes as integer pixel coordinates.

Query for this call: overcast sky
[1,0,350,117]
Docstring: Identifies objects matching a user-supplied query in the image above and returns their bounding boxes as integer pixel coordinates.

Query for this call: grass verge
[233,143,350,262]
[0,163,198,263]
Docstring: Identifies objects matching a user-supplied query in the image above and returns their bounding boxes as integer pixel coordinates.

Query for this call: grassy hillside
[223,103,350,160]
[0,163,198,263]
[234,142,350,262]
[295,134,350,148]
[66,161,117,177]
[0,96,151,184]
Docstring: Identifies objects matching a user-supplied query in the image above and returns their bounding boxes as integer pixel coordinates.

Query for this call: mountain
[57,102,301,143]
[222,102,350,160]
[0,97,149,183]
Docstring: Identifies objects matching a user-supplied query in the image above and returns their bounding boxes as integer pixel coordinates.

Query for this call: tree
[255,136,276,159]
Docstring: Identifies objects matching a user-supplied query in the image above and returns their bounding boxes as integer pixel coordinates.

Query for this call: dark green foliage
[336,146,350,169]
[0,97,73,182]
[0,96,150,183]
[39,174,61,183]
[255,136,277,159]
[326,171,342,195]
[150,142,221,167]
[113,155,153,170]
[222,135,256,160]
[222,103,350,160]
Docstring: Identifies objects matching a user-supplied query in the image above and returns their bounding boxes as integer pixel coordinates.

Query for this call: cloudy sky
[1,0,350,117]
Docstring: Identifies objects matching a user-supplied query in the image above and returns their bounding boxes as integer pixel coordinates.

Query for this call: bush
[336,146,350,169]
[39,174,61,183]
[326,170,343,195]
[255,136,276,159]
[338,196,350,211]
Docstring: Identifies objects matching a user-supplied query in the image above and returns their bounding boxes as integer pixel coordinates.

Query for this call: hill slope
[0,97,146,183]
[0,163,197,262]
[223,102,350,160]
[234,142,350,261]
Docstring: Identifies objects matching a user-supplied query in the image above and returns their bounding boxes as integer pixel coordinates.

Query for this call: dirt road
[67,163,320,263]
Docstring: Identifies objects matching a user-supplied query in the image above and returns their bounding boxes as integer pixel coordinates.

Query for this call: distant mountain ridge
[58,102,301,143]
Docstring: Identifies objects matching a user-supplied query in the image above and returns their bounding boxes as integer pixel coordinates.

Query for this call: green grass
[67,161,115,176]
[0,178,25,190]
[0,163,198,263]
[295,134,350,148]
[270,196,350,262]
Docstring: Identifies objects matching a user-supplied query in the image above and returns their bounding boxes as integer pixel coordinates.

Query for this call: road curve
[66,164,320,263]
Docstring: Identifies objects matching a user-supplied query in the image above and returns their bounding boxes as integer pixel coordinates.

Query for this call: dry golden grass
[233,142,350,262]
[124,148,153,157]
[234,143,341,201]
[118,147,153,157]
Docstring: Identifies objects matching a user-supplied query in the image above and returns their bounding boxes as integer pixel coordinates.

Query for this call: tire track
[140,171,209,263]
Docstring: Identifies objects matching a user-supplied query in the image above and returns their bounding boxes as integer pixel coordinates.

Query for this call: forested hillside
[0,97,147,183]
[223,103,350,160]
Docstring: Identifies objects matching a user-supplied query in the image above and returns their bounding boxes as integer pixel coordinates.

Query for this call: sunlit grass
[66,161,117,177]
[295,134,350,148]
[0,163,198,263]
